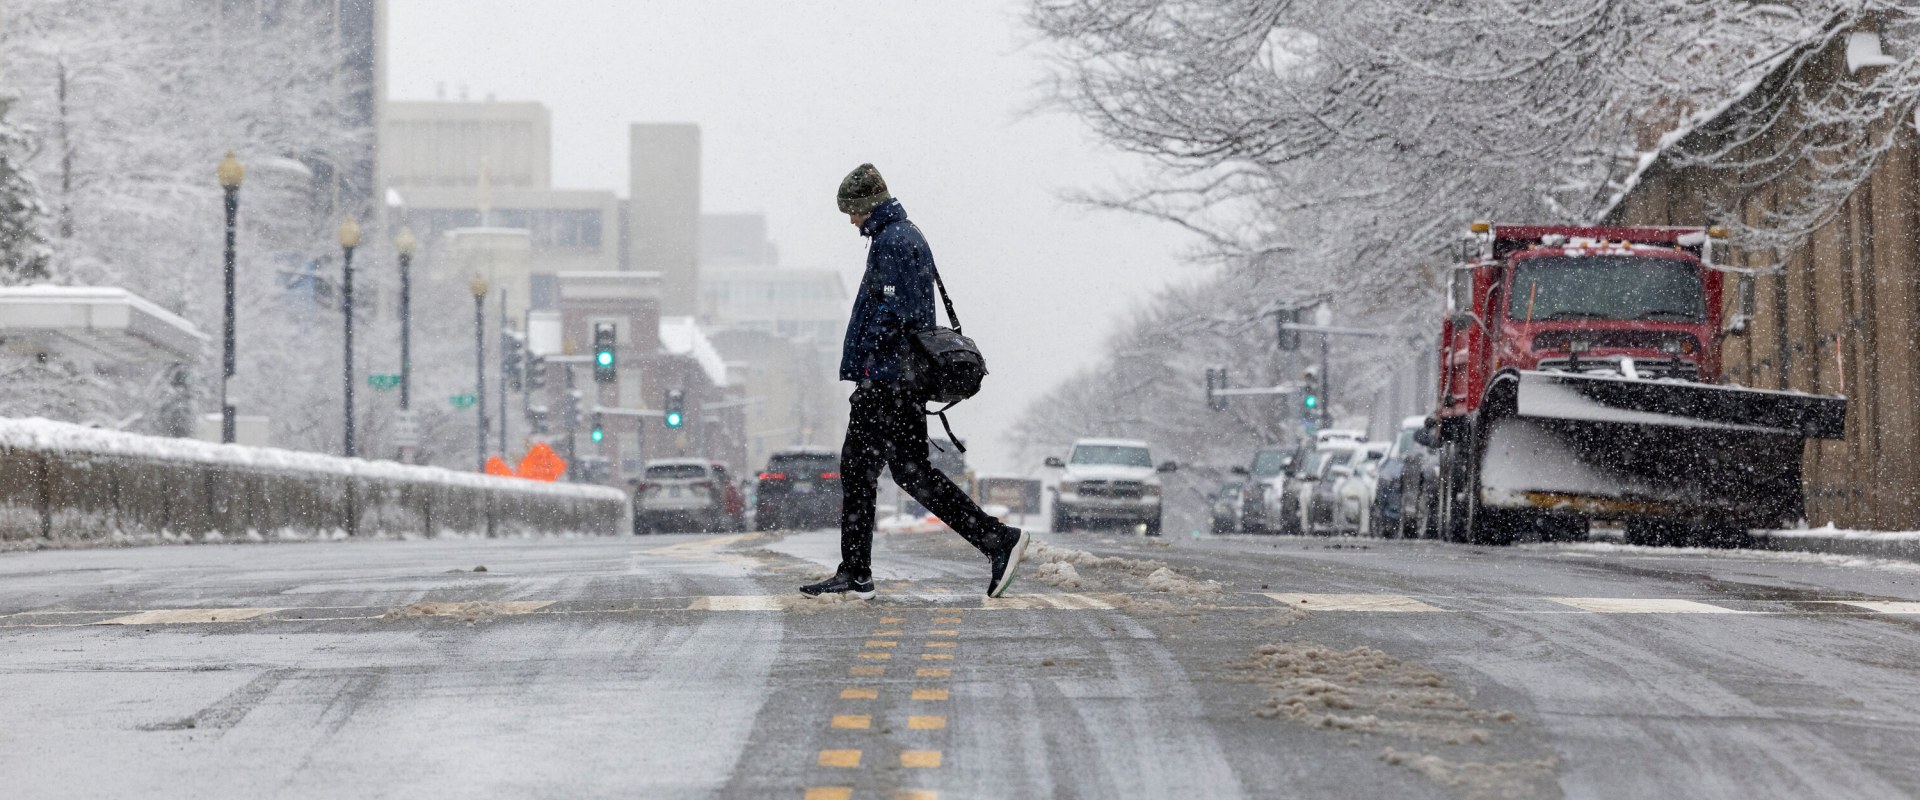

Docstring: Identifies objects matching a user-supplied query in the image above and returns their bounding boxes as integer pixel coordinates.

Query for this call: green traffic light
[590,428,605,443]
[1304,395,1318,409]
[596,351,613,367]
[665,412,683,428]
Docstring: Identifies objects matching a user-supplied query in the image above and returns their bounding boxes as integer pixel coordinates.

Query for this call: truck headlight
[1059,480,1079,494]
[1143,484,1161,497]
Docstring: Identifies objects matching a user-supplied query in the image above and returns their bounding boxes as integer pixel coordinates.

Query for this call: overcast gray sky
[388,0,1198,473]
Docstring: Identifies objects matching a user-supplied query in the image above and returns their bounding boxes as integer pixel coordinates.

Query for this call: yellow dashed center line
[840,688,878,700]
[911,688,949,701]
[931,616,961,624]
[818,750,862,768]
[893,791,939,800]
[849,666,885,677]
[859,652,892,660]
[927,629,958,635]
[831,715,871,730]
[925,641,955,648]
[920,653,953,661]
[803,788,852,800]
[916,668,951,678]
[865,640,897,648]
[901,751,943,768]
[907,715,947,730]
[873,629,904,635]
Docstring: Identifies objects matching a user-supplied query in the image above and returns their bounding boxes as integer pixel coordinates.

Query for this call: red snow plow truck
[1418,223,1846,546]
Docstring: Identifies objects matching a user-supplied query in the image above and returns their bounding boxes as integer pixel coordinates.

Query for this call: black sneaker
[986,528,1031,598]
[800,571,875,600]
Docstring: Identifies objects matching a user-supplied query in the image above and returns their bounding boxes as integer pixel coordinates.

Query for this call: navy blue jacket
[840,199,937,384]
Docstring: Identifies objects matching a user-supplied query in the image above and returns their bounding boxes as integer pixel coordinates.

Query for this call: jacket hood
[860,198,907,238]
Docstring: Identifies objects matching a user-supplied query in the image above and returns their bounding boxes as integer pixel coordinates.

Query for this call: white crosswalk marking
[984,593,1117,610]
[1547,598,1744,614]
[1263,593,1443,612]
[689,596,789,611]
[1837,601,1920,613]
[101,608,284,625]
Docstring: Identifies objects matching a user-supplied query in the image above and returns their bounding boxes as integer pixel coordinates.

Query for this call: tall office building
[629,124,702,316]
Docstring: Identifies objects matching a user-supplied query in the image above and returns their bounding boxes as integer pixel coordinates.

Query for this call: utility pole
[470,276,489,471]
[498,290,509,456]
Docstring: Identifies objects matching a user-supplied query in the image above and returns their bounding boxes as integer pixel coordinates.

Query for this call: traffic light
[1277,308,1301,351]
[592,322,617,383]
[664,389,685,428]
[1205,367,1228,412]
[501,330,525,391]
[526,352,547,391]
[1302,369,1320,416]
[590,412,605,443]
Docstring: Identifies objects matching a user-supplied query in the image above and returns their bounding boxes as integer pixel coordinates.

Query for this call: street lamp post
[216,152,244,444]
[470,275,490,472]
[393,227,419,464]
[339,217,362,458]
[395,228,417,413]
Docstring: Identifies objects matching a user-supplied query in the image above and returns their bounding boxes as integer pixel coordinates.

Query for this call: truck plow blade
[1477,371,1846,524]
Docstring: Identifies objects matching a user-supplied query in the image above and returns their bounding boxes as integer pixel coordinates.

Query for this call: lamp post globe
[217,152,243,444]
[339,216,361,458]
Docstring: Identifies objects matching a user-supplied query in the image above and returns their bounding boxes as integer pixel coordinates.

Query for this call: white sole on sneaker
[990,531,1031,598]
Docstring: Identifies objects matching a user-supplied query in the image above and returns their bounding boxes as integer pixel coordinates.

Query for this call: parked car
[1234,446,1294,534]
[633,459,745,534]
[1371,417,1430,538]
[1305,443,1363,535]
[1046,438,1177,536]
[1334,442,1389,535]
[1209,480,1244,534]
[754,447,841,531]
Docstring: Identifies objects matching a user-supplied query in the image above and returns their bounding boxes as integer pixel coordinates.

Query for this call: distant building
[381,99,622,312]
[699,268,847,343]
[701,213,778,269]
[630,124,701,316]
[381,100,552,191]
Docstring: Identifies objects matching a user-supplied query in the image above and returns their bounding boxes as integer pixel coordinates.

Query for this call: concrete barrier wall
[0,418,628,547]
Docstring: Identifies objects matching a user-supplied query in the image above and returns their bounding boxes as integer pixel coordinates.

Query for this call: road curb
[1753,530,1920,563]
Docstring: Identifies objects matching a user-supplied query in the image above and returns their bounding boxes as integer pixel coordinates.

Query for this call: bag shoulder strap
[925,402,967,453]
[928,262,961,334]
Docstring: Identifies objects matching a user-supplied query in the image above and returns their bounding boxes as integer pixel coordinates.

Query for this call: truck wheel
[1623,519,1681,547]
[1436,442,1471,543]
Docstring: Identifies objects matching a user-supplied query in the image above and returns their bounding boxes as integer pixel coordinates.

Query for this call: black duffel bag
[909,266,988,451]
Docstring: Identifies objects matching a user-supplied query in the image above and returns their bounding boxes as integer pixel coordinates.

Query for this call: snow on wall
[658,316,730,388]
[0,416,623,501]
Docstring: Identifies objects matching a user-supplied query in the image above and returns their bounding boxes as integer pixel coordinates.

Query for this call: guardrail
[0,418,628,547]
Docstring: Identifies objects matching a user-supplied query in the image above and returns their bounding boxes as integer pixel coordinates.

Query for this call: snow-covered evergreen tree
[0,96,52,286]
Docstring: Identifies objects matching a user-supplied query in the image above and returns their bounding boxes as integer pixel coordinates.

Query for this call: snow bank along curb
[1752,526,1920,564]
[0,417,627,548]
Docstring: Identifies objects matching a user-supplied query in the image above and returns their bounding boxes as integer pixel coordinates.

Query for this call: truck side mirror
[1725,272,1754,337]
[1044,456,1065,468]
[1157,461,1179,473]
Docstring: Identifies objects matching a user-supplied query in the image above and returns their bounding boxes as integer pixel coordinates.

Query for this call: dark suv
[755,448,842,530]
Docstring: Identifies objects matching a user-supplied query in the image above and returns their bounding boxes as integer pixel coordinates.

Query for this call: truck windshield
[1071,445,1153,468]
[1251,449,1291,477]
[1507,255,1705,323]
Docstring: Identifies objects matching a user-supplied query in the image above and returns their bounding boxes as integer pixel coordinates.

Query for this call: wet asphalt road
[5,529,1920,799]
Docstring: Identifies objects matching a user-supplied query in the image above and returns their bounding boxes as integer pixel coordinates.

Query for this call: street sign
[392,410,420,449]
[449,394,477,409]
[368,373,402,391]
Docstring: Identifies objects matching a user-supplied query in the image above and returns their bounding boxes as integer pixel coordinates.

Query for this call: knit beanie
[836,163,891,215]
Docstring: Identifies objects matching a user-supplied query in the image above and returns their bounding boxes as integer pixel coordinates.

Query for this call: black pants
[839,384,1004,576]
